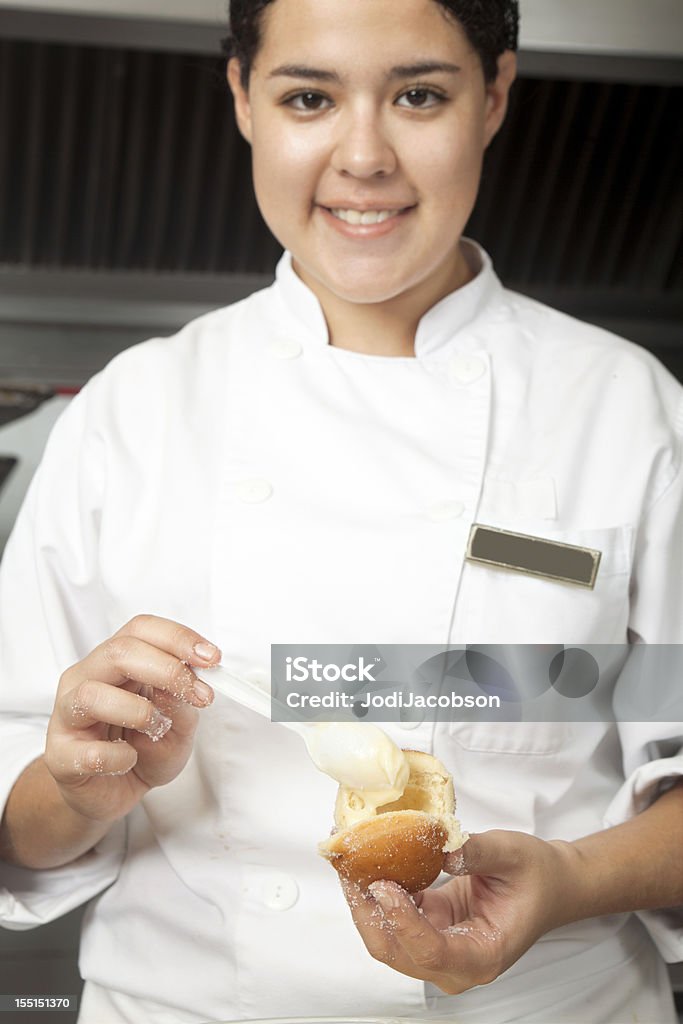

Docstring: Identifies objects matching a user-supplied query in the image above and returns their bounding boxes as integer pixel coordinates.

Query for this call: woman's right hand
[44,615,221,824]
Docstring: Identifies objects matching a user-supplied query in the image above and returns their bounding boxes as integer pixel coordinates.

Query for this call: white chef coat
[1,242,682,1024]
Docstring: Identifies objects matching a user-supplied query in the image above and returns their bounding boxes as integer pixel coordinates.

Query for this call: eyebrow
[267,61,461,83]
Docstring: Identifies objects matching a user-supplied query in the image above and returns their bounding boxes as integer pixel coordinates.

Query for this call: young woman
[0,1,682,1022]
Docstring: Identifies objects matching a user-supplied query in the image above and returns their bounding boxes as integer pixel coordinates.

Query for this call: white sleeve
[627,392,683,644]
[602,389,683,958]
[0,380,126,929]
[604,394,683,961]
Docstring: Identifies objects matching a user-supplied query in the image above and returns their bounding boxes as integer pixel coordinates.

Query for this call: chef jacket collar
[273,239,504,359]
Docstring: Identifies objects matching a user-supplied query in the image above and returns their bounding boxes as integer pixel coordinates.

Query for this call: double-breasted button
[427,500,465,523]
[261,874,299,911]
[448,354,486,385]
[235,479,273,504]
[269,339,303,360]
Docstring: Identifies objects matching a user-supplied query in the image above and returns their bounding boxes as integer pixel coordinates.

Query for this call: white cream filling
[303,722,409,803]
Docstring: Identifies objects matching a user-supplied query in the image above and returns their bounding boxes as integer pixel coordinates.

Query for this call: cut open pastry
[319,749,467,893]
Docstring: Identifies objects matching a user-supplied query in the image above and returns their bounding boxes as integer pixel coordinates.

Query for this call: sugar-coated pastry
[319,749,467,893]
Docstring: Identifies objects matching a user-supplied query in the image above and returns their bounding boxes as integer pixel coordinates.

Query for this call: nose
[330,105,397,179]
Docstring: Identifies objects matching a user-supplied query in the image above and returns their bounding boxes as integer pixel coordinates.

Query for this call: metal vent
[472,78,682,292]
[0,39,280,274]
[1,38,681,297]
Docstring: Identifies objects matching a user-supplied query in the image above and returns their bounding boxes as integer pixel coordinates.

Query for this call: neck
[293,245,474,358]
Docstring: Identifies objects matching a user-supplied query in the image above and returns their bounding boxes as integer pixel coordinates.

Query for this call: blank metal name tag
[466,524,602,589]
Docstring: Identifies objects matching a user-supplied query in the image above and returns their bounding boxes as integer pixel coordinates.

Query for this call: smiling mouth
[324,207,412,226]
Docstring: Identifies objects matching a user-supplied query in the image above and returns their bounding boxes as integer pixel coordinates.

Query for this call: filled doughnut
[319,748,467,893]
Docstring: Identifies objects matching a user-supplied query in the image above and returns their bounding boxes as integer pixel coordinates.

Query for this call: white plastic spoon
[195,664,408,795]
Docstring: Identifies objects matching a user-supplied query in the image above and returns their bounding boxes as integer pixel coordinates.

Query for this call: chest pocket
[452,525,632,755]
[448,720,569,755]
[460,523,634,646]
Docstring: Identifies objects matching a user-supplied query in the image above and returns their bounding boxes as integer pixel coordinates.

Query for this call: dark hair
[223,0,519,88]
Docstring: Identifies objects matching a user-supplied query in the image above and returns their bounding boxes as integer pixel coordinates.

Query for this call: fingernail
[193,679,213,705]
[369,885,400,911]
[193,640,219,661]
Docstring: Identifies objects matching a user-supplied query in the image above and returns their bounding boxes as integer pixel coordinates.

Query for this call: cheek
[425,126,485,208]
[252,123,327,203]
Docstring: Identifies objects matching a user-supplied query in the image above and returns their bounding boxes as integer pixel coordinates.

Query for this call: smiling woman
[225,0,516,354]
[0,1,682,1024]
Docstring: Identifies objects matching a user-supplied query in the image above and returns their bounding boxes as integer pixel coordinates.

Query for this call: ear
[483,51,517,148]
[227,58,253,145]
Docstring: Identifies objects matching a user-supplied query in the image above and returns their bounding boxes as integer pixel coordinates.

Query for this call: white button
[235,479,273,504]
[269,339,303,360]
[261,874,299,911]
[448,354,486,385]
[428,500,464,523]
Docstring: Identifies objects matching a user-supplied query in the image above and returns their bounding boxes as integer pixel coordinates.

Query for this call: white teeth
[330,208,399,225]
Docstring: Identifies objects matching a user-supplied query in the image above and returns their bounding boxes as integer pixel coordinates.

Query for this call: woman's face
[228,0,515,308]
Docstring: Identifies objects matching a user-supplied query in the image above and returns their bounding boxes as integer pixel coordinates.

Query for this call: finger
[443,830,523,880]
[57,680,174,738]
[412,886,461,932]
[49,738,139,784]
[368,881,450,972]
[113,615,221,668]
[139,684,197,740]
[67,635,214,708]
[340,879,400,964]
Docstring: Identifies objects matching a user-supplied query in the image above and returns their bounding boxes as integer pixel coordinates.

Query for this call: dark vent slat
[147,54,182,268]
[514,81,583,284]
[645,184,683,292]
[80,50,113,267]
[49,47,81,265]
[175,65,213,271]
[0,41,11,255]
[466,80,532,268]
[489,80,556,280]
[21,43,48,263]
[551,85,613,286]
[205,102,241,273]
[230,156,262,273]
[667,234,683,290]
[96,54,127,268]
[115,51,152,269]
[573,86,640,288]
[597,89,668,287]
[627,94,683,291]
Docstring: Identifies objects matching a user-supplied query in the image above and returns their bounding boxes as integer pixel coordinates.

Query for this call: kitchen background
[0,0,682,1020]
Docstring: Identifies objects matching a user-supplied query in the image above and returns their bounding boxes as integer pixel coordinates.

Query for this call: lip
[320,202,414,212]
[317,204,415,238]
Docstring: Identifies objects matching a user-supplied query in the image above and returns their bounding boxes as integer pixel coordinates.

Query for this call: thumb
[443,829,527,879]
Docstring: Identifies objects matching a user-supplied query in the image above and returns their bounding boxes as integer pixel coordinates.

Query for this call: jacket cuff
[0,721,126,930]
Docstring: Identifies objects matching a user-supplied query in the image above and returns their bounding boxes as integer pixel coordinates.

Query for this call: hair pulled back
[223,0,519,87]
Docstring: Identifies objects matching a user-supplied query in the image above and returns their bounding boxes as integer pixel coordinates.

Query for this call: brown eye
[407,89,429,106]
[397,88,444,109]
[286,91,330,112]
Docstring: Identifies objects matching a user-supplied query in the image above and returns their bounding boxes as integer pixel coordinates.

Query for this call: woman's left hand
[340,829,576,995]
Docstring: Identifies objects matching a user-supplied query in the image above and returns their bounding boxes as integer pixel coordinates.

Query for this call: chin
[322,268,418,306]
[332,284,404,305]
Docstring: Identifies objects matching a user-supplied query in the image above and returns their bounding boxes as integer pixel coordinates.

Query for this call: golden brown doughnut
[319,749,466,893]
